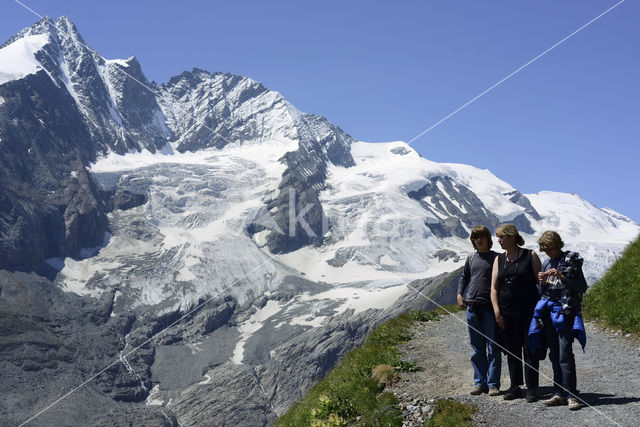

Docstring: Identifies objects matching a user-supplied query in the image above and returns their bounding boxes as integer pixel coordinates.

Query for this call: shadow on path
[529,387,640,407]
[579,392,640,407]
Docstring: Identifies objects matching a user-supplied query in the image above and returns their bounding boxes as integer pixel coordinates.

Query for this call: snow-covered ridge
[0,34,49,85]
[526,191,638,244]
[1,16,171,154]
[86,140,638,293]
[273,140,638,284]
[323,141,526,221]
[105,58,131,68]
[158,69,300,152]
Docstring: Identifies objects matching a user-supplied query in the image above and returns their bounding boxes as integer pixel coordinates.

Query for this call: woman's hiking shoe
[543,395,568,406]
[503,386,522,400]
[567,397,582,410]
[526,387,538,402]
[470,385,489,395]
[488,387,500,396]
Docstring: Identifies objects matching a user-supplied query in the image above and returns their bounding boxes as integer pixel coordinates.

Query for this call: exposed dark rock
[503,190,542,221]
[0,270,150,423]
[430,249,460,262]
[111,188,148,211]
[91,406,179,426]
[326,247,359,267]
[510,212,535,234]
[202,302,235,334]
[253,295,269,309]
[169,364,276,427]
[262,113,355,254]
[426,217,468,239]
[408,176,500,238]
[0,70,108,273]
[390,146,412,155]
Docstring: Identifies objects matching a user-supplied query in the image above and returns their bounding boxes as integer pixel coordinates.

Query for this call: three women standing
[460,223,586,410]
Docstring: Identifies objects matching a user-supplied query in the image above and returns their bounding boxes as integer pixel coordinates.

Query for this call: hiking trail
[390,311,640,426]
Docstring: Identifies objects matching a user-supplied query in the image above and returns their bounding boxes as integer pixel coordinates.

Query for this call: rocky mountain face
[0,59,107,273]
[0,16,170,274]
[1,16,639,426]
[159,68,355,253]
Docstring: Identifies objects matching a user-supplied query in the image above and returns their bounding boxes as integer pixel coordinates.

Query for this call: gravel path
[390,311,640,427]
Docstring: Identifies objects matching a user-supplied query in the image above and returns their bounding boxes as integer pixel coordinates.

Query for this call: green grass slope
[275,307,470,426]
[583,234,640,334]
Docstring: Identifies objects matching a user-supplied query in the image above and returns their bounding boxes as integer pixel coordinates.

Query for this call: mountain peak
[55,15,74,25]
[52,15,86,43]
[1,15,86,49]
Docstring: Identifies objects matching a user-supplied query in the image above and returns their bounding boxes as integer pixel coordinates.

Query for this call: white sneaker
[568,397,582,410]
[542,395,567,406]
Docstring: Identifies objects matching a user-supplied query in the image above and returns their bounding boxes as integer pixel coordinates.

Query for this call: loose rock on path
[390,311,640,426]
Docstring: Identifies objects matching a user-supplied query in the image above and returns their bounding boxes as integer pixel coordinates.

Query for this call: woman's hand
[546,268,559,276]
[545,268,565,280]
[457,294,466,308]
[495,312,505,330]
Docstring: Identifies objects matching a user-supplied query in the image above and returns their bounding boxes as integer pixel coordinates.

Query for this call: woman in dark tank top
[496,248,539,316]
[490,224,542,402]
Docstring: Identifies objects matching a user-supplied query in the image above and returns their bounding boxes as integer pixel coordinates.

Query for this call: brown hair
[537,230,564,252]
[470,225,493,250]
[495,224,524,246]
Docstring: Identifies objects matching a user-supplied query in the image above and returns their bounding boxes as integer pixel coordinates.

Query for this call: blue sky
[2,0,639,223]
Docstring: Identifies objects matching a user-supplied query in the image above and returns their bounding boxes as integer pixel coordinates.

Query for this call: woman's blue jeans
[467,305,502,388]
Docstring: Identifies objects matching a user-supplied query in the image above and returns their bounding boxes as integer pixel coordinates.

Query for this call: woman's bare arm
[490,256,504,329]
[531,250,542,279]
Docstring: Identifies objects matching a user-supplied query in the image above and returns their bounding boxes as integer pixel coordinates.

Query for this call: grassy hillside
[275,306,468,426]
[583,234,640,334]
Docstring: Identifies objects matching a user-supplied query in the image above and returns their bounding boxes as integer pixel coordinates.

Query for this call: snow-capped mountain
[1,16,638,426]
[1,16,171,154]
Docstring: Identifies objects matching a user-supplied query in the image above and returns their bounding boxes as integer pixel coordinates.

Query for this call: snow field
[0,34,49,84]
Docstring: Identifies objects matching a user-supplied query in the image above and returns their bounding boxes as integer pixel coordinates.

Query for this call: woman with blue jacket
[536,230,587,411]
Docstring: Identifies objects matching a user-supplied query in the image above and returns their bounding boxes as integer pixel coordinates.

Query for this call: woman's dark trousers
[503,313,539,389]
[542,312,578,398]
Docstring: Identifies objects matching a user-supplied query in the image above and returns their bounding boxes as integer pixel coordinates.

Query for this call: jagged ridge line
[12,0,234,149]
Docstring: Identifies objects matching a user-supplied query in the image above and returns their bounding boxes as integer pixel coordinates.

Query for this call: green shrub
[276,310,441,426]
[425,399,476,427]
[583,234,640,334]
[393,360,423,372]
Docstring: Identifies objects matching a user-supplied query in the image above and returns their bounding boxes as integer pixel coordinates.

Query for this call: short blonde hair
[470,225,493,250]
[537,230,564,252]
[495,224,524,246]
